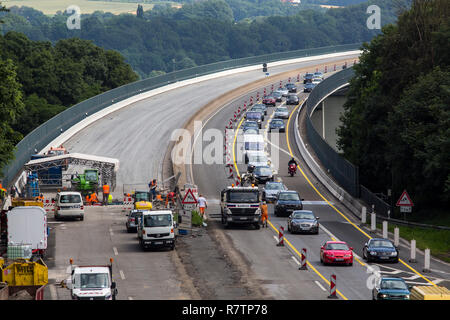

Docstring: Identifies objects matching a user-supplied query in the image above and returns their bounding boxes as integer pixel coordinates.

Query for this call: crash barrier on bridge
[328,274,338,299]
[299,248,307,270]
[304,67,395,218]
[1,43,362,188]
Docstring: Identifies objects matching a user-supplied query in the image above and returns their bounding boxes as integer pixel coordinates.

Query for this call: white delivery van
[67,259,117,300]
[7,206,47,257]
[137,210,175,250]
[244,134,265,152]
[55,191,84,221]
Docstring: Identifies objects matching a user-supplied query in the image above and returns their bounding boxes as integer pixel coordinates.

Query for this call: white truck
[66,258,118,300]
[137,210,175,250]
[7,206,47,258]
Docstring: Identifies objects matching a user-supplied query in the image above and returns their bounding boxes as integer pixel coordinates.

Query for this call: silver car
[126,210,142,233]
[274,106,289,119]
[263,181,287,202]
[274,88,289,97]
[287,210,320,234]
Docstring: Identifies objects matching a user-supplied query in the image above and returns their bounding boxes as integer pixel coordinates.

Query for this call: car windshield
[293,212,315,219]
[244,128,259,134]
[247,112,261,119]
[305,73,313,77]
[144,214,172,227]
[276,107,288,113]
[371,240,394,248]
[249,155,267,163]
[135,192,150,202]
[74,273,110,289]
[265,183,283,190]
[271,119,284,125]
[255,167,272,175]
[278,193,300,201]
[60,194,81,203]
[273,92,281,96]
[264,96,274,99]
[244,121,258,127]
[381,280,408,290]
[326,243,349,250]
[245,142,264,151]
[228,191,259,203]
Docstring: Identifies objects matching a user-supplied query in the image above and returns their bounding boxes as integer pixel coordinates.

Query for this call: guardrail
[1,43,361,188]
[305,67,394,217]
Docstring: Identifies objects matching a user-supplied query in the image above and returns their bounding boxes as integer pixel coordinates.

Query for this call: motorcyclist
[288,158,298,167]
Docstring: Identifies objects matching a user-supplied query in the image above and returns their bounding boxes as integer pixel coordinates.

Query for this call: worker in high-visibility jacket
[260,201,268,228]
[102,184,110,206]
[108,194,113,204]
[38,193,44,202]
[91,192,98,204]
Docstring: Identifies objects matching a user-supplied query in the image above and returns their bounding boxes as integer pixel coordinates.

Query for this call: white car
[55,191,85,221]
[246,151,270,169]
[274,88,289,97]
[312,77,322,85]
[274,106,289,119]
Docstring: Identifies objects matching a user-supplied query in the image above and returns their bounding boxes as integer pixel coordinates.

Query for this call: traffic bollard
[299,248,307,270]
[382,221,388,239]
[297,74,300,82]
[371,213,376,231]
[361,206,367,225]
[394,228,399,247]
[423,249,430,272]
[410,239,417,263]
[328,275,338,299]
[334,64,336,71]
[277,226,284,247]
[324,66,328,73]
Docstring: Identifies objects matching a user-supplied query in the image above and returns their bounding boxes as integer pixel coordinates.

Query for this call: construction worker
[91,192,98,204]
[108,194,113,204]
[197,194,207,220]
[102,183,110,206]
[38,193,44,202]
[149,179,157,199]
[260,200,268,228]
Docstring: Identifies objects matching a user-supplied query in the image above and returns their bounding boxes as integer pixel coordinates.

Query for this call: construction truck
[0,257,48,300]
[71,169,99,196]
[65,258,118,300]
[132,191,153,210]
[220,185,261,229]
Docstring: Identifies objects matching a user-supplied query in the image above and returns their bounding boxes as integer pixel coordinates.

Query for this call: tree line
[0,0,399,79]
[337,0,449,213]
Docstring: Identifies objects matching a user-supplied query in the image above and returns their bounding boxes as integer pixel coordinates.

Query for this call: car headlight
[380,294,388,299]
[255,209,261,215]
[105,294,112,300]
[391,252,397,256]
[326,253,334,257]
[344,254,351,258]
[405,294,410,299]
[226,208,232,215]
[370,251,377,255]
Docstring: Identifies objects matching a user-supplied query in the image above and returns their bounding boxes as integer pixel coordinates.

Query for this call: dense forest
[0,3,138,176]
[337,0,449,213]
[0,0,400,78]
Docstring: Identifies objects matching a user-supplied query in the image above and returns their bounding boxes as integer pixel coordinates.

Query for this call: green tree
[0,58,24,176]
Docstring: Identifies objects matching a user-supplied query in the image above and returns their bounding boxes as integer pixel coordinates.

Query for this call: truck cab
[220,186,261,229]
[137,210,175,250]
[67,259,117,300]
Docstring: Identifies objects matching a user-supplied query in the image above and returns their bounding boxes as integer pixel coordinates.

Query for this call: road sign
[400,206,412,213]
[182,188,197,204]
[396,190,414,207]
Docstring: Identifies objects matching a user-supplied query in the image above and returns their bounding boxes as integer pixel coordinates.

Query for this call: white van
[55,191,85,221]
[137,210,175,250]
[244,134,265,152]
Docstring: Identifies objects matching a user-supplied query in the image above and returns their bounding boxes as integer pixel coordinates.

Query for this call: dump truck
[66,258,118,300]
[0,257,48,300]
[71,169,100,195]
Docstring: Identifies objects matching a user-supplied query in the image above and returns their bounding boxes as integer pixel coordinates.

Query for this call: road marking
[113,247,118,256]
[49,284,58,300]
[301,201,333,205]
[273,236,279,243]
[284,101,437,287]
[291,256,301,265]
[315,280,327,292]
[120,270,126,280]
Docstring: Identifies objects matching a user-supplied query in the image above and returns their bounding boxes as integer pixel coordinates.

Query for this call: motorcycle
[241,172,257,186]
[288,163,297,177]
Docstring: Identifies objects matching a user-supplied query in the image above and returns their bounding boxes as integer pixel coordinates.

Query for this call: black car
[272,91,282,102]
[303,73,314,84]
[269,118,285,132]
[303,82,315,93]
[287,210,319,234]
[285,83,297,93]
[363,238,399,263]
[253,166,274,184]
[274,191,304,217]
[286,94,299,105]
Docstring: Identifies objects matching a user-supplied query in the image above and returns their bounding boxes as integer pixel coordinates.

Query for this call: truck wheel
[171,244,175,251]
[254,223,260,230]
[80,215,84,221]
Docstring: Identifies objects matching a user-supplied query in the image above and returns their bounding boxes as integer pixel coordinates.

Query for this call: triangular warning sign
[396,190,413,207]
[182,188,197,204]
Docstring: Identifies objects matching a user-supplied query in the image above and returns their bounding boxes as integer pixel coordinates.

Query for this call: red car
[262,95,276,106]
[320,241,353,266]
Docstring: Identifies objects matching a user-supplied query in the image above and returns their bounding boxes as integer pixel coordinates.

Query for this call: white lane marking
[402,274,421,281]
[273,236,279,243]
[113,247,118,256]
[302,201,334,205]
[49,284,58,300]
[432,279,445,285]
[48,221,64,224]
[315,280,327,292]
[405,280,434,286]
[120,270,126,280]
[378,269,403,275]
[291,256,301,265]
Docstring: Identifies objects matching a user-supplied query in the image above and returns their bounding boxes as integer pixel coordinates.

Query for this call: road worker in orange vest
[102,183,110,206]
[260,200,268,228]
[90,192,98,205]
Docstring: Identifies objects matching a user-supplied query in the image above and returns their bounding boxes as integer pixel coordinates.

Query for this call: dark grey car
[287,210,319,234]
